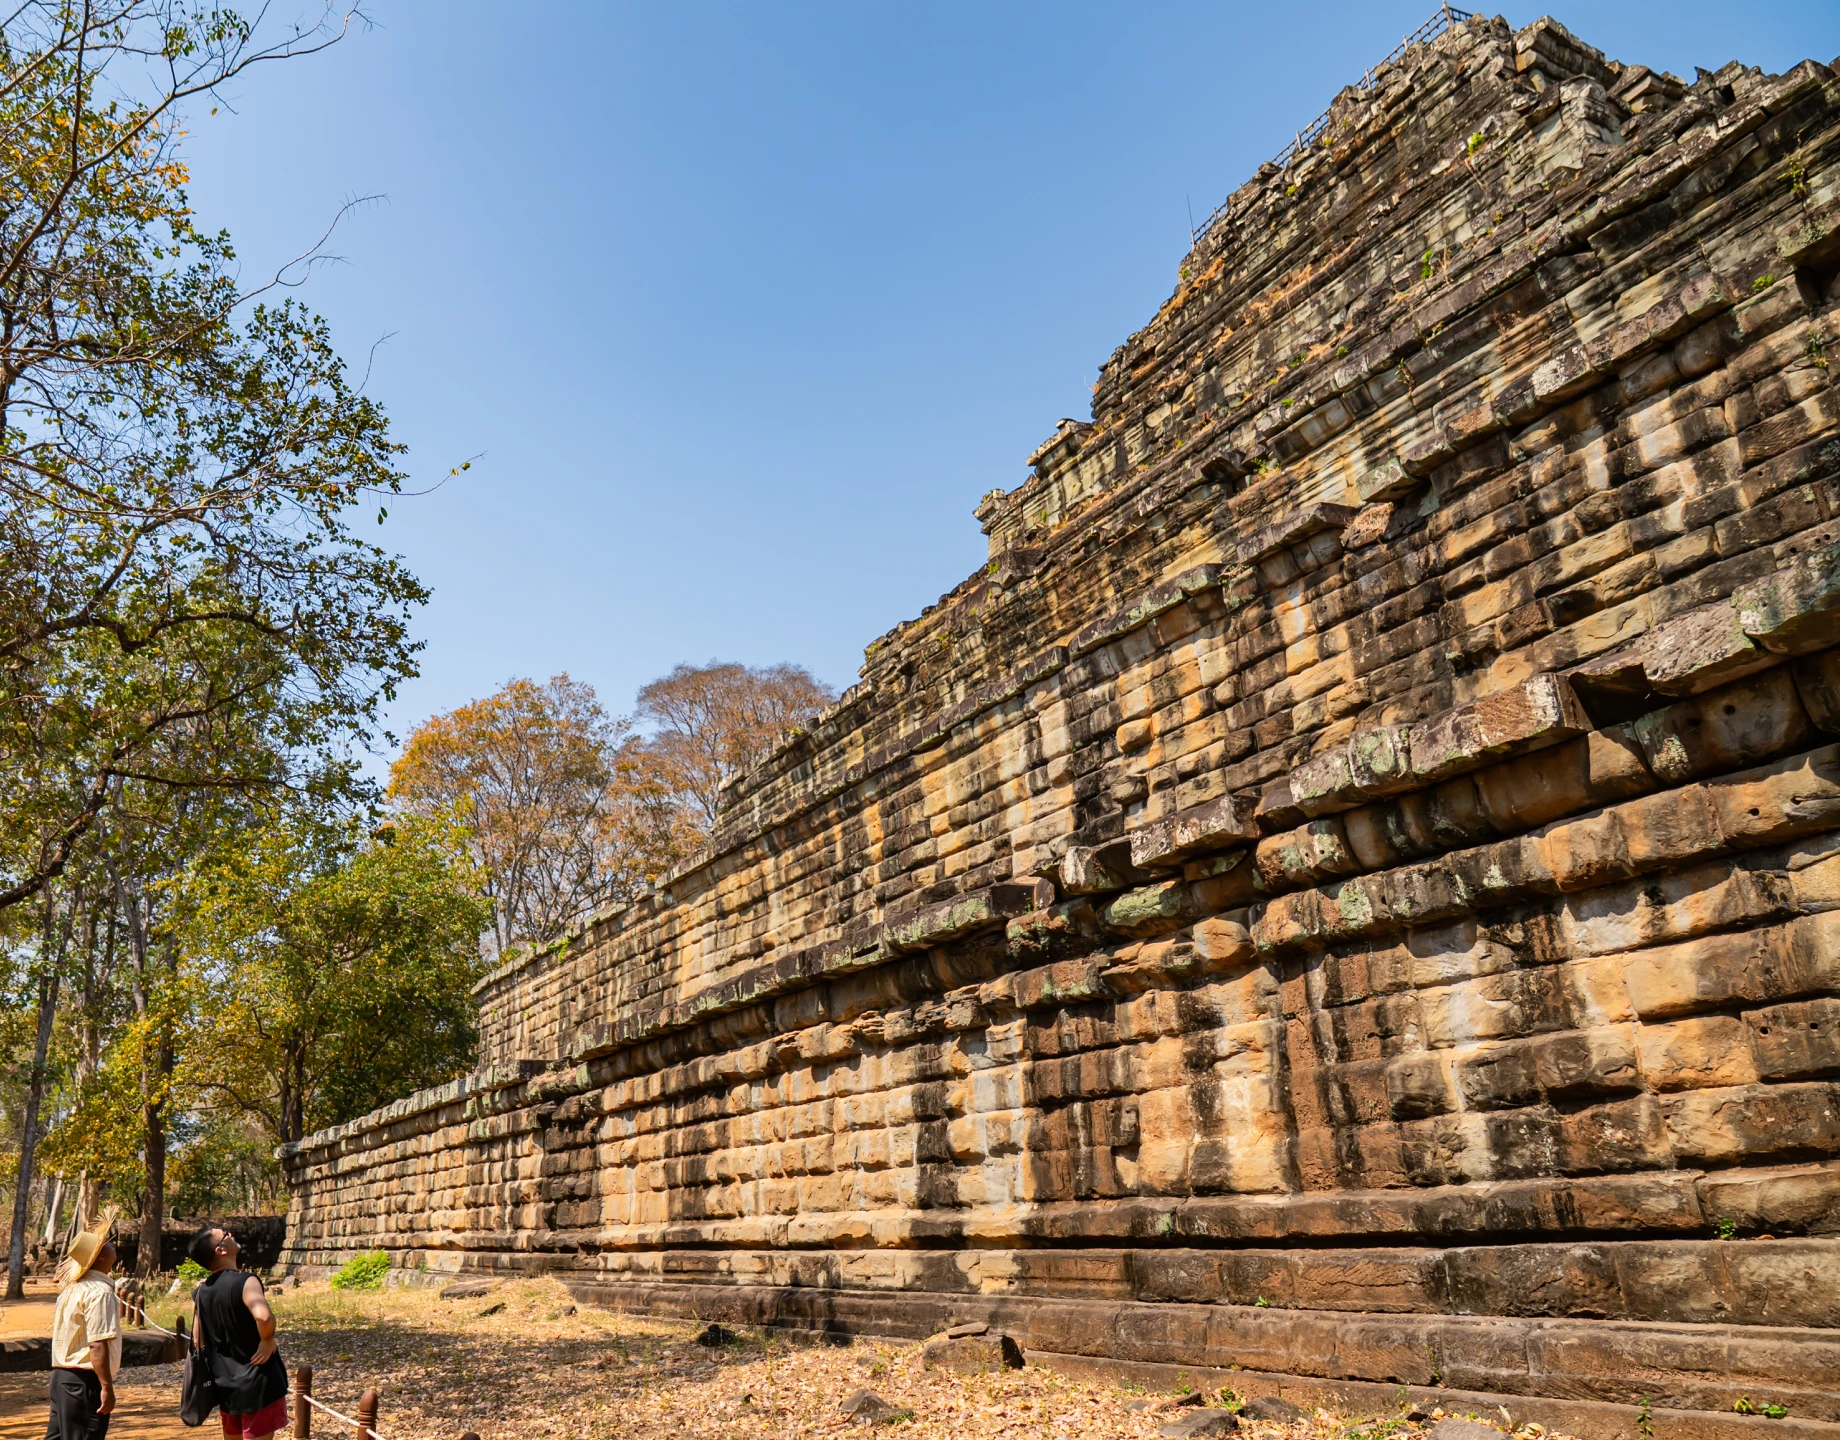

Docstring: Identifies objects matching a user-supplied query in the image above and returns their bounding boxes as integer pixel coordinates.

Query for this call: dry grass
[2,1276,1569,1440]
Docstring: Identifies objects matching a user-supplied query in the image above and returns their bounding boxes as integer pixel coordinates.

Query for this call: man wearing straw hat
[46,1218,121,1440]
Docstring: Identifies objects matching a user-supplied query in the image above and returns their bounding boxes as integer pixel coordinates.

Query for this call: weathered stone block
[920,1332,1024,1373]
[1631,669,1814,784]
[1408,675,1590,785]
[1638,601,1774,697]
[1129,795,1260,871]
[1746,998,1840,1080]
[1735,540,1840,655]
[1635,1015,1761,1091]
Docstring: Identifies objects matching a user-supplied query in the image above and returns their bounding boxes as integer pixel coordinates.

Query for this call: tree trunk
[41,1174,64,1245]
[138,1065,167,1277]
[6,960,61,1298]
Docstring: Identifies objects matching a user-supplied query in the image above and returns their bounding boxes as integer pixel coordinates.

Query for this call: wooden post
[293,1365,312,1440]
[356,1387,379,1440]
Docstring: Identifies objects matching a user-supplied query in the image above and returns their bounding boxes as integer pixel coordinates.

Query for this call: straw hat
[55,1209,117,1288]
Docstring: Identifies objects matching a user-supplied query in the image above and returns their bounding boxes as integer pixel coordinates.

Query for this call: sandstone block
[1061,844,1135,895]
[1408,675,1589,785]
[1663,1081,1840,1163]
[1706,744,1840,846]
[1635,1015,1760,1090]
[1611,786,1723,868]
[1539,810,1635,893]
[883,880,1056,955]
[1746,997,1840,1080]
[1736,540,1840,656]
[1129,795,1260,870]
[1473,730,1655,833]
[920,1331,1023,1373]
[1102,880,1205,937]
[1531,1027,1642,1100]
[1237,503,1361,564]
[1193,917,1253,967]
[1387,1053,1453,1120]
[1254,819,1358,890]
[1631,668,1814,783]
[1638,600,1774,697]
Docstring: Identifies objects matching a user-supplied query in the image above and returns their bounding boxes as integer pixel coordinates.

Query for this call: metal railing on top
[1194,3,1475,243]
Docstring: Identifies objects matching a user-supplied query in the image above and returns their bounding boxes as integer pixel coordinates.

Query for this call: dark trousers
[45,1367,110,1440]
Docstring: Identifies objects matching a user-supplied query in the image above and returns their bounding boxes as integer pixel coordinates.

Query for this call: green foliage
[329,1251,390,1291]
[169,1112,285,1217]
[177,1258,209,1284]
[1754,273,1776,291]
[1714,1217,1738,1239]
[175,808,491,1143]
[1467,131,1484,156]
[0,4,424,916]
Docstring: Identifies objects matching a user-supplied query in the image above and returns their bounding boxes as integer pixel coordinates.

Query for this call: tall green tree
[175,809,490,1145]
[0,1,423,913]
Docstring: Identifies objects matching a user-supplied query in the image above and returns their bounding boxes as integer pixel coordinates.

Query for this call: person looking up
[47,1219,121,1440]
[188,1225,288,1440]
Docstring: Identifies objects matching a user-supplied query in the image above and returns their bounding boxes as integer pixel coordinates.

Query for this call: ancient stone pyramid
[283,13,1840,1431]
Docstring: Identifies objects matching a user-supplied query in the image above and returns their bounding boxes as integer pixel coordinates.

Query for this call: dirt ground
[0,1279,58,1338]
[0,1276,1539,1440]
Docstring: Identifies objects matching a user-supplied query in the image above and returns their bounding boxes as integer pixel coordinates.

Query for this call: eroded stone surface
[281,14,1840,1429]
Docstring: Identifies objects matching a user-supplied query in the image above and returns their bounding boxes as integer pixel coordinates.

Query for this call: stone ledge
[0,1331,185,1373]
[553,1279,1840,1421]
[1031,1356,1840,1440]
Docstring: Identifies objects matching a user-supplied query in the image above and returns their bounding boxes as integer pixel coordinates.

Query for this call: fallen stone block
[919,1331,1023,1374]
[439,1279,494,1300]
[839,1388,913,1424]
[1426,1422,1503,1440]
[1159,1408,1240,1438]
[1238,1395,1310,1423]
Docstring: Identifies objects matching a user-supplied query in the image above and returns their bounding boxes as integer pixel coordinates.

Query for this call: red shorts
[222,1395,289,1439]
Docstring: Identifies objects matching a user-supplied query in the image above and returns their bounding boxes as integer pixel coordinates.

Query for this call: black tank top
[194,1269,286,1409]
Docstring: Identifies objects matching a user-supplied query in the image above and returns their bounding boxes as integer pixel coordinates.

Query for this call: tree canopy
[0,0,424,913]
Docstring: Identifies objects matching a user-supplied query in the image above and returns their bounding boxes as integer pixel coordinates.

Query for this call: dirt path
[0,1277,1544,1440]
[0,1279,58,1339]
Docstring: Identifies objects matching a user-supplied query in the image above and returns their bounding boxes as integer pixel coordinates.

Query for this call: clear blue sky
[178,1,1840,752]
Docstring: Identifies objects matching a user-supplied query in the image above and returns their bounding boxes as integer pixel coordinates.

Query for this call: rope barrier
[296,1389,395,1440]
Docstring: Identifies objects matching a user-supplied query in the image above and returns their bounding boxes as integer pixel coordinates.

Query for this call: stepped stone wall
[281,14,1840,1433]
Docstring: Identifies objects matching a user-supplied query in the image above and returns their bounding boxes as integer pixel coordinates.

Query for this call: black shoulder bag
[181,1287,271,1422]
[177,1314,219,1427]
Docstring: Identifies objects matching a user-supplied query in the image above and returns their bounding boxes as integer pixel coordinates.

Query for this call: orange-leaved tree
[387,675,649,957]
[629,662,836,830]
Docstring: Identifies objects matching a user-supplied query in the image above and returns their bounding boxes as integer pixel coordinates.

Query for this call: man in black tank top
[188,1225,288,1440]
